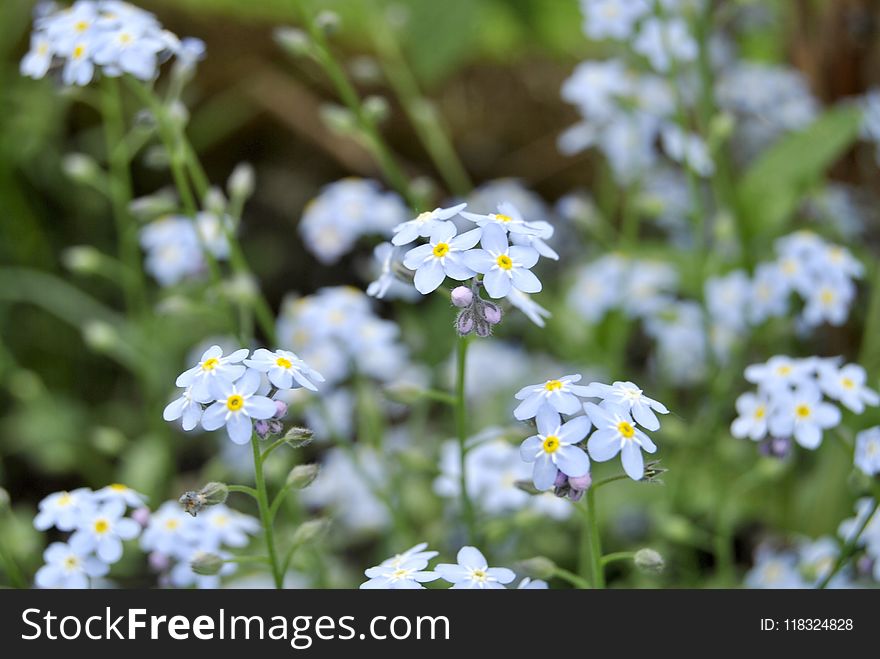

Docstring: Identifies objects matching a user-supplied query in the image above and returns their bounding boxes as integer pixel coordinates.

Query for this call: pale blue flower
[244,348,324,391]
[585,403,657,480]
[163,385,209,431]
[633,17,697,73]
[581,0,650,41]
[520,406,591,490]
[201,369,278,444]
[94,483,147,508]
[462,223,541,299]
[435,546,515,589]
[20,33,54,79]
[506,288,551,327]
[768,384,841,450]
[380,542,439,568]
[855,427,880,477]
[70,499,141,564]
[730,392,771,441]
[360,556,439,590]
[579,381,668,431]
[818,362,879,413]
[514,374,591,420]
[35,542,109,589]
[517,577,548,589]
[402,222,482,294]
[391,203,467,246]
[175,344,249,401]
[34,488,96,532]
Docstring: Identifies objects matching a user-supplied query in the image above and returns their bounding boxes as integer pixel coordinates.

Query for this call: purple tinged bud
[132,507,151,527]
[273,400,289,419]
[554,471,568,488]
[254,419,271,439]
[481,301,503,325]
[475,320,492,337]
[149,551,171,572]
[451,286,474,308]
[456,310,475,336]
[568,472,592,492]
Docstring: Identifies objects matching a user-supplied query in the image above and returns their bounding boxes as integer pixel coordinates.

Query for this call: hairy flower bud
[634,548,665,574]
[228,162,255,200]
[179,482,228,517]
[480,301,503,325]
[191,551,224,576]
[516,556,557,580]
[456,309,475,336]
[292,519,330,546]
[287,464,320,489]
[451,286,473,308]
[283,426,315,448]
[274,27,314,57]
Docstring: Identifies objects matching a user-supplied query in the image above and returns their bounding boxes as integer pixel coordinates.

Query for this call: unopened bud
[283,426,314,448]
[179,482,228,516]
[287,464,320,489]
[167,100,190,128]
[362,95,390,124]
[0,487,9,513]
[254,418,283,439]
[129,189,178,219]
[474,319,492,338]
[516,556,557,580]
[292,519,330,546]
[456,310,474,336]
[82,321,120,352]
[480,301,503,325]
[149,551,171,572]
[190,551,224,576]
[274,27,314,57]
[451,286,473,308]
[62,246,102,274]
[634,548,665,574]
[62,153,100,183]
[569,473,592,491]
[320,104,358,135]
[228,163,255,200]
[315,10,341,34]
[202,187,227,217]
[273,400,288,419]
[132,506,151,527]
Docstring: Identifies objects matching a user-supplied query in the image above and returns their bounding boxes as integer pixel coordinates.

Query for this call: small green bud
[82,321,120,352]
[202,187,227,217]
[315,10,341,34]
[228,163,255,200]
[362,95,390,124]
[634,548,665,574]
[62,246,102,274]
[287,464,320,489]
[190,551,224,576]
[0,487,10,513]
[320,104,358,136]
[283,427,314,448]
[129,190,178,219]
[274,27,314,57]
[516,556,557,580]
[62,153,100,183]
[292,519,330,546]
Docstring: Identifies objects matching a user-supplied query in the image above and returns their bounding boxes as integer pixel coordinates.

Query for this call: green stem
[250,434,283,589]
[227,484,258,499]
[601,551,636,567]
[454,336,477,544]
[553,567,591,589]
[593,473,629,491]
[817,497,880,589]
[100,77,146,315]
[0,540,26,589]
[586,487,605,588]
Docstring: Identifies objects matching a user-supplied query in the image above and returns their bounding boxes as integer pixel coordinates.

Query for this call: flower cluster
[21,0,204,86]
[139,212,233,287]
[732,356,877,454]
[276,286,409,395]
[745,538,849,589]
[299,178,408,265]
[163,344,323,444]
[141,501,259,588]
[360,545,531,590]
[33,485,145,588]
[515,377,667,487]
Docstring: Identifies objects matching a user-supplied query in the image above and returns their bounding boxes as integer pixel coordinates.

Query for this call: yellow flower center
[416,211,433,223]
[494,214,513,223]
[164,519,180,530]
[754,406,766,419]
[57,493,73,507]
[820,290,835,305]
[212,515,228,527]
[202,357,220,371]
[544,380,563,392]
[109,484,127,492]
[542,435,560,453]
[432,242,450,258]
[64,556,79,569]
[38,43,49,55]
[795,404,811,419]
[276,356,292,369]
[842,377,855,389]
[390,568,410,580]
[94,519,110,534]
[226,394,244,412]
[776,365,792,376]
[72,44,85,60]
[119,32,132,44]
[74,20,89,32]
[496,254,513,270]
[471,569,488,581]
[617,421,635,439]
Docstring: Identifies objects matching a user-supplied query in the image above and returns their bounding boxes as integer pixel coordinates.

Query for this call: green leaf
[737,104,862,243]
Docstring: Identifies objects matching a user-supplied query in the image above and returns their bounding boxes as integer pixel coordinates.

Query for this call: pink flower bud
[481,301,503,325]
[568,473,592,492]
[456,310,475,336]
[132,506,151,528]
[451,286,474,308]
[273,400,289,419]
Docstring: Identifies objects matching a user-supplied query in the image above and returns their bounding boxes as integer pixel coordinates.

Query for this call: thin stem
[100,77,146,315]
[454,336,477,544]
[817,497,880,589]
[586,487,605,589]
[593,474,629,491]
[0,540,26,589]
[250,434,283,589]
[269,483,295,523]
[553,566,591,590]
[227,484,258,499]
[601,551,636,567]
